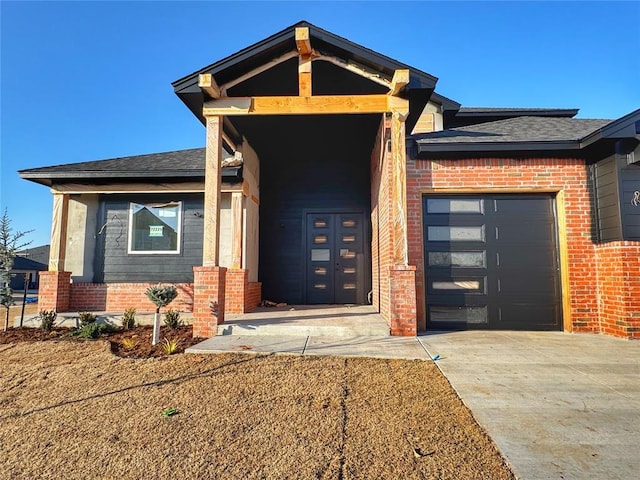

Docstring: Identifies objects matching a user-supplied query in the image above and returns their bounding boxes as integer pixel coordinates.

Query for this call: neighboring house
[9,256,47,291]
[19,21,640,339]
[17,245,50,267]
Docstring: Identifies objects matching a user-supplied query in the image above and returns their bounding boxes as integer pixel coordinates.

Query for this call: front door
[306,212,365,304]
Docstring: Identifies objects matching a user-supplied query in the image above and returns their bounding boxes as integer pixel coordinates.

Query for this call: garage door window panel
[426,198,484,214]
[427,226,485,242]
[429,306,488,324]
[428,251,486,268]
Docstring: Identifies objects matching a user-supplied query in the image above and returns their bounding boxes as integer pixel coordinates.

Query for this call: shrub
[161,337,179,355]
[145,284,178,311]
[69,322,115,339]
[122,308,136,329]
[163,308,182,329]
[78,311,97,327]
[39,310,57,332]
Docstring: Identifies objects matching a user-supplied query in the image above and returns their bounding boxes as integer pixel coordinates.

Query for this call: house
[8,256,47,291]
[19,22,640,339]
[17,244,50,267]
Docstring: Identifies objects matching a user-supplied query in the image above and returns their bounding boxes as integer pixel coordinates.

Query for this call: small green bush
[39,310,57,332]
[163,308,182,329]
[69,322,115,339]
[122,308,136,329]
[78,311,97,327]
[145,284,178,310]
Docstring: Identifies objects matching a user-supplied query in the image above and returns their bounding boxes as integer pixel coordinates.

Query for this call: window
[128,202,182,254]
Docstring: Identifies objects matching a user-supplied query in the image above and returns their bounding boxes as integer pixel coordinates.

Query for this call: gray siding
[95,194,203,283]
[621,162,640,240]
[593,156,623,242]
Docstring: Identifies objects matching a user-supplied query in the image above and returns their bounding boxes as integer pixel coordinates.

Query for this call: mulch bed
[0,325,204,358]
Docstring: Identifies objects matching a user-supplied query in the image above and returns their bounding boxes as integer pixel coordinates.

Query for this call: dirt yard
[0,340,514,479]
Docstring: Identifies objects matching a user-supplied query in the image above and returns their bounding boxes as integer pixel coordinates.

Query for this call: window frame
[127,201,183,255]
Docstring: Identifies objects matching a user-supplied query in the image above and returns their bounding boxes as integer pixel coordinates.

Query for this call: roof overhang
[414,108,640,160]
[172,21,439,132]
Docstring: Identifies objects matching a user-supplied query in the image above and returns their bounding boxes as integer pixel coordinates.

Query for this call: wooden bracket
[295,27,312,55]
[199,73,221,99]
[389,69,410,96]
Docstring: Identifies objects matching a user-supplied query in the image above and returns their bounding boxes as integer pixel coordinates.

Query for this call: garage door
[423,194,562,330]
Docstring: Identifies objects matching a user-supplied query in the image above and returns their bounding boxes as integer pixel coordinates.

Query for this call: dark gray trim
[416,140,582,154]
[456,108,579,118]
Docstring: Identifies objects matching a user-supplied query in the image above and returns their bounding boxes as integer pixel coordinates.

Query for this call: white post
[152,311,160,345]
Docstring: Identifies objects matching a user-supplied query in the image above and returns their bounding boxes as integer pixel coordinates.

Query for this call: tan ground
[0,341,514,479]
[4,302,39,329]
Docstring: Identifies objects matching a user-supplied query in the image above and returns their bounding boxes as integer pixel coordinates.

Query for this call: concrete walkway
[187,334,431,360]
[421,331,640,480]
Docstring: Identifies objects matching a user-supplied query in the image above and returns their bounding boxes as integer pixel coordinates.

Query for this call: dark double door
[306,212,365,304]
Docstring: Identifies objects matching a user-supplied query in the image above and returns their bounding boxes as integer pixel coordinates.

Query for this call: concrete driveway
[420,331,640,480]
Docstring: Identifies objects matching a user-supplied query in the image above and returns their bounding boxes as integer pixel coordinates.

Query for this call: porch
[219,304,389,337]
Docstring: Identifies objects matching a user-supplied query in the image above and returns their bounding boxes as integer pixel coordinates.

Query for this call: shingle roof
[416,116,611,145]
[20,148,207,177]
[18,147,240,187]
[12,256,47,271]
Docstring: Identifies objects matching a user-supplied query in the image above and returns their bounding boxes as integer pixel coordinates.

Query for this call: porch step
[217,305,390,338]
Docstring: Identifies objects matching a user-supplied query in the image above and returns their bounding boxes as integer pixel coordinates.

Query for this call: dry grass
[0,341,514,479]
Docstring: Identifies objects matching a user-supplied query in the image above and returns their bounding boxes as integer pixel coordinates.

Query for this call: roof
[415,116,612,153]
[19,148,238,187]
[12,256,47,271]
[172,20,440,132]
[457,107,579,117]
[447,107,579,128]
[17,245,50,266]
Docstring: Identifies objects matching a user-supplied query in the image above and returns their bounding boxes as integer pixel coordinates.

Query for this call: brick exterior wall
[247,281,262,312]
[406,156,640,339]
[224,269,261,315]
[67,282,194,313]
[388,265,417,335]
[595,242,640,338]
[371,117,394,321]
[38,271,71,312]
[192,266,226,338]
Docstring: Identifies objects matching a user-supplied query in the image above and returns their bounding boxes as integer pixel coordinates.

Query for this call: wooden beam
[231,192,244,269]
[390,112,408,265]
[295,27,312,55]
[49,193,69,271]
[299,54,312,96]
[220,51,298,95]
[314,55,391,89]
[203,94,408,116]
[389,69,410,96]
[198,73,221,99]
[203,116,223,266]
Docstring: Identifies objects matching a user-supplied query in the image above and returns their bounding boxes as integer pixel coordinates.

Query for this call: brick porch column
[38,271,72,312]
[225,268,248,315]
[389,265,417,336]
[192,266,227,338]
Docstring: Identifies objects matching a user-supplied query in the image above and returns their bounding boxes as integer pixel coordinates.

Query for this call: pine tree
[0,209,32,331]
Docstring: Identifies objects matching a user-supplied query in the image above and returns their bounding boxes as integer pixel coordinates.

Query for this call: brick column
[225,268,248,315]
[389,265,417,336]
[38,271,72,312]
[192,266,226,338]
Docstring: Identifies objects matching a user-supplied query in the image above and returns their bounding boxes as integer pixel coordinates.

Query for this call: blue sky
[1,0,639,247]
